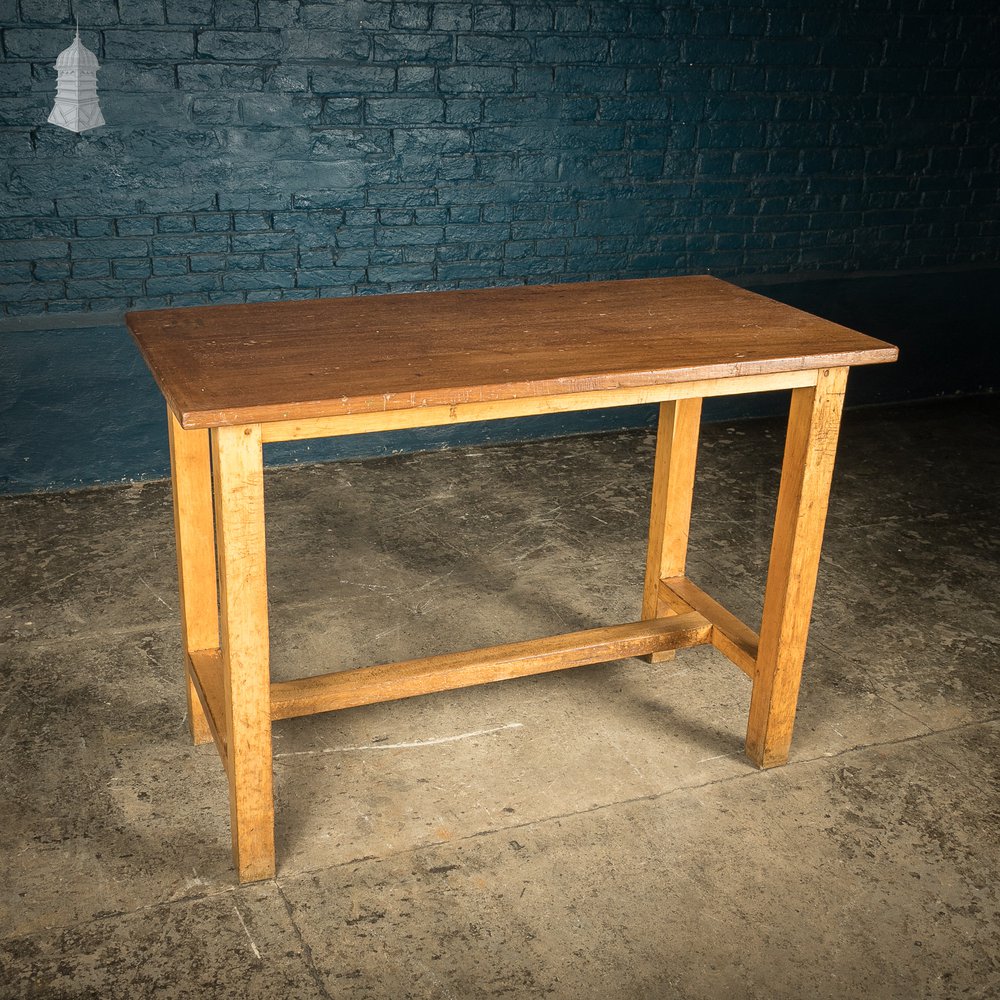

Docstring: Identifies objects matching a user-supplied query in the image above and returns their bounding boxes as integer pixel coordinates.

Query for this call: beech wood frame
[168,365,848,883]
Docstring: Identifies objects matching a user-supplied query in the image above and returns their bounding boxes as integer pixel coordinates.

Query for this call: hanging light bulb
[48,23,105,134]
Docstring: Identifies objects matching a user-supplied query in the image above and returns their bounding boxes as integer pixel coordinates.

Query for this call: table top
[127,275,898,429]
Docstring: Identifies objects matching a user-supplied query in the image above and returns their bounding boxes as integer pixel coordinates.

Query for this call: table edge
[163,348,897,430]
[125,277,900,431]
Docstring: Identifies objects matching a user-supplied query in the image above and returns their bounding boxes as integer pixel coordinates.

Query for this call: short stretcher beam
[187,648,228,770]
[269,612,713,722]
[657,576,760,678]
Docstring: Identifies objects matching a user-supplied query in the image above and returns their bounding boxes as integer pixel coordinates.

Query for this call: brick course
[0,0,997,316]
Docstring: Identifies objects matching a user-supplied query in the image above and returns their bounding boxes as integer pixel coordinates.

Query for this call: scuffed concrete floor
[1,395,998,999]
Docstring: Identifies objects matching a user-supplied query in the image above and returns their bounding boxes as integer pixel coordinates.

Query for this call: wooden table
[127,275,897,883]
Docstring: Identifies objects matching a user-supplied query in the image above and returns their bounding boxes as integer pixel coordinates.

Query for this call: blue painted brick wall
[1,0,998,317]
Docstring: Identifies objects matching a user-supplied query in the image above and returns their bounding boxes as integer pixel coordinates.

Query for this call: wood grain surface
[127,276,898,428]
[746,367,849,768]
[167,410,218,746]
[269,612,713,721]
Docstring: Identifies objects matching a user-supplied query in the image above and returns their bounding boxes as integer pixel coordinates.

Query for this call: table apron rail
[258,369,821,444]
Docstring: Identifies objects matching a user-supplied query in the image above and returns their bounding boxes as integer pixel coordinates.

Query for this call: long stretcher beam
[269,613,712,722]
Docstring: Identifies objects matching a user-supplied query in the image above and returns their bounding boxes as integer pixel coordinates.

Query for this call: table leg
[746,367,848,768]
[641,397,703,662]
[211,423,275,882]
[167,408,217,745]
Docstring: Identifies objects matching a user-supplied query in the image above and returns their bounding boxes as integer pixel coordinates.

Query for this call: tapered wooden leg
[168,408,217,745]
[212,423,275,882]
[641,398,703,662]
[746,368,848,768]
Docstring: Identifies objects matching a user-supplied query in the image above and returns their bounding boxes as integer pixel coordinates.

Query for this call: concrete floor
[1,395,998,999]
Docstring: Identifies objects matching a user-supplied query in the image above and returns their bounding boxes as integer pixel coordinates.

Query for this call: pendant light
[48,23,105,134]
